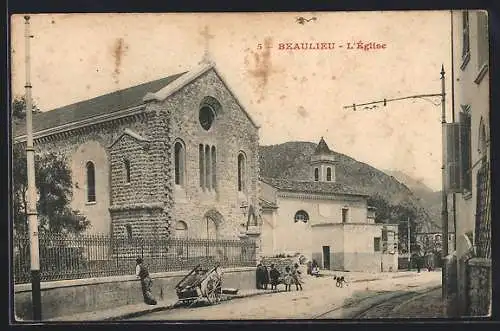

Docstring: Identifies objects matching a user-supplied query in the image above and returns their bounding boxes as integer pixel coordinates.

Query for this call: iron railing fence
[475,160,491,259]
[12,233,257,284]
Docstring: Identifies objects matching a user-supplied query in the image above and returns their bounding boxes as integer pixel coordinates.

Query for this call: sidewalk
[46,270,421,322]
[47,288,276,322]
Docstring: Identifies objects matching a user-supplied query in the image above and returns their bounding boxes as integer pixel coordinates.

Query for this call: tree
[368,194,421,254]
[12,97,90,235]
[367,194,392,223]
[392,202,419,254]
[12,95,41,120]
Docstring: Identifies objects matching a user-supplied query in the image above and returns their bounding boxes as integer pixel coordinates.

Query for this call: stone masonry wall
[17,67,258,242]
[467,258,491,316]
[261,257,298,275]
[109,134,151,207]
[168,68,260,240]
[22,115,152,236]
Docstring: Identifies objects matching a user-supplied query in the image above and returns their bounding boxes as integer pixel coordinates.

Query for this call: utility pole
[440,65,449,258]
[24,15,42,321]
[343,66,448,298]
[440,65,449,301]
[407,216,411,267]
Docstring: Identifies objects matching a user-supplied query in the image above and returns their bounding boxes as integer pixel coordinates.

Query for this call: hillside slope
[259,141,433,227]
[383,170,454,232]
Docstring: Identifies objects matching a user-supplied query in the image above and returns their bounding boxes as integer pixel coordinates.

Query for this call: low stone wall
[260,257,297,274]
[14,267,255,321]
[466,258,491,316]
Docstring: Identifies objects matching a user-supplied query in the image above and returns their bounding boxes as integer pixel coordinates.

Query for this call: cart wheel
[206,289,215,305]
[206,286,222,305]
[214,286,222,303]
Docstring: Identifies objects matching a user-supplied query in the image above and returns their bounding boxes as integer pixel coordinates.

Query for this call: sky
[10,11,454,191]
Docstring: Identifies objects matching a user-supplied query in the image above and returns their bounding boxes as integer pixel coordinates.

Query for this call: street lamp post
[24,15,42,321]
[343,66,448,300]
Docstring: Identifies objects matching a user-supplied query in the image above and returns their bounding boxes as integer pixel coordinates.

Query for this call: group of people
[256,262,304,292]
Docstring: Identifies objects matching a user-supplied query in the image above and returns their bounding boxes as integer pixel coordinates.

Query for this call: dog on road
[333,275,348,288]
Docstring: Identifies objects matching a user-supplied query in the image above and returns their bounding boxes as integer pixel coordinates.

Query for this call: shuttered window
[462,11,470,60]
[459,110,472,192]
[477,11,489,70]
[445,122,461,192]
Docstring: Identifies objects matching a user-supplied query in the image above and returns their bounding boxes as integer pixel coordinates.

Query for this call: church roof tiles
[13,72,187,138]
[260,177,368,197]
[314,137,334,155]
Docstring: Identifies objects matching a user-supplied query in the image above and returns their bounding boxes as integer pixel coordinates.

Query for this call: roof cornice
[14,104,147,144]
[277,190,367,201]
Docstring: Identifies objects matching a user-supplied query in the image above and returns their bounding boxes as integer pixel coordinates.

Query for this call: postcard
[10,11,491,322]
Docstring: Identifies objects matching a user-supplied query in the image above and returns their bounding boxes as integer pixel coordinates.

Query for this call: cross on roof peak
[199,25,215,65]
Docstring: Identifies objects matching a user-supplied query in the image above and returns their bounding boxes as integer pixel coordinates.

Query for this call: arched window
[211,146,217,190]
[175,221,188,239]
[326,167,332,181]
[124,159,131,184]
[314,168,319,181]
[205,145,212,190]
[174,140,185,186]
[238,152,246,192]
[294,210,309,223]
[86,161,96,202]
[199,144,205,188]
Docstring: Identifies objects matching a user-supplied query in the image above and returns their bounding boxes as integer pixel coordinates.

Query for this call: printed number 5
[257,44,263,50]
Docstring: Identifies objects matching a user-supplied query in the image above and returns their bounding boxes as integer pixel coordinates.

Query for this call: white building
[260,138,398,272]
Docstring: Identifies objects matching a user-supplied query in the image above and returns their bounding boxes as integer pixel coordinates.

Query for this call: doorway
[322,246,331,270]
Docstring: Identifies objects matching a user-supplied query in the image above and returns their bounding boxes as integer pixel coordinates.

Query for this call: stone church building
[13,62,260,241]
[260,138,399,272]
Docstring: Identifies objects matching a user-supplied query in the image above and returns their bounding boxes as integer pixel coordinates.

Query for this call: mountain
[383,170,454,233]
[258,141,434,230]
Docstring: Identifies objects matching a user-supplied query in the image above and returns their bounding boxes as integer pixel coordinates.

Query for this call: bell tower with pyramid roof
[310,137,338,182]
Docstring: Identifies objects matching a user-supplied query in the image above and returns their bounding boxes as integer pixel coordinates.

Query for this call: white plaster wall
[70,140,111,235]
[260,210,276,257]
[273,194,368,259]
[343,224,382,253]
[452,11,490,259]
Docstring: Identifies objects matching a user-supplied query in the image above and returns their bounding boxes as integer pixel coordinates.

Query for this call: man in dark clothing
[256,263,268,289]
[269,264,281,291]
[136,257,157,305]
[262,265,270,290]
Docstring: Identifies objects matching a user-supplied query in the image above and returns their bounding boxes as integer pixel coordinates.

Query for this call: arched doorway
[203,209,223,240]
[202,209,224,261]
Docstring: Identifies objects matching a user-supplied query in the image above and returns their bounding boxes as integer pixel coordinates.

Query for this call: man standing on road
[136,257,157,305]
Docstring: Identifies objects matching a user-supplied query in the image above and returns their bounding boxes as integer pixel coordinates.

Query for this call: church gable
[145,63,259,130]
[109,128,150,150]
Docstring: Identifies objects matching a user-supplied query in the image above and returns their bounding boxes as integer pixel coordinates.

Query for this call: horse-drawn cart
[175,264,223,306]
